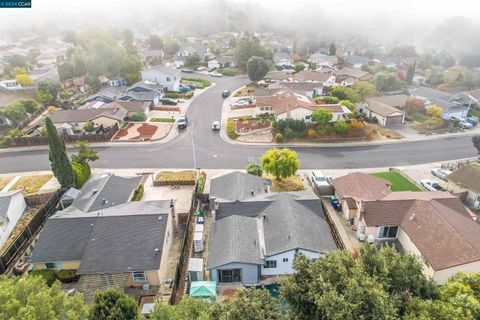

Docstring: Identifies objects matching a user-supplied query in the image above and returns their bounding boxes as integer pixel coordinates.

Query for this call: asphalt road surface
[0,74,476,173]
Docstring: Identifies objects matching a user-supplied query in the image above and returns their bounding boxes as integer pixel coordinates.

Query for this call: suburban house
[255,82,324,99]
[29,174,177,293]
[273,52,292,67]
[117,80,163,105]
[0,190,27,251]
[364,95,409,111]
[409,87,473,120]
[207,172,336,285]
[333,171,480,284]
[333,67,373,83]
[293,70,336,86]
[343,55,370,68]
[308,53,337,66]
[361,97,406,126]
[216,56,236,68]
[48,107,127,133]
[103,101,152,118]
[139,49,164,65]
[209,171,272,204]
[255,87,350,121]
[141,65,180,92]
[173,44,215,68]
[84,86,127,104]
[108,76,126,88]
[446,164,480,209]
[332,172,391,221]
[207,59,220,70]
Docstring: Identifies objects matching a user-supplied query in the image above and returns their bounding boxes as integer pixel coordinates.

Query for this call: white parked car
[420,179,447,192]
[196,66,207,71]
[311,171,331,188]
[210,72,223,77]
[212,121,220,130]
[431,168,452,181]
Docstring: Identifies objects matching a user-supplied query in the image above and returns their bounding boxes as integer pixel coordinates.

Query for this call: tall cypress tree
[329,42,336,56]
[45,117,76,188]
[406,60,416,85]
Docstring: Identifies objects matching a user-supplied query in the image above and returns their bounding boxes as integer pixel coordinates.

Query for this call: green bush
[0,136,11,148]
[164,92,179,99]
[56,270,80,283]
[71,161,91,188]
[246,162,263,176]
[150,118,176,122]
[182,77,212,88]
[227,119,238,140]
[218,68,238,76]
[181,91,194,99]
[275,133,284,143]
[131,184,144,201]
[196,172,206,193]
[83,121,94,132]
[30,270,56,287]
[129,112,147,122]
[405,115,414,122]
[7,129,23,137]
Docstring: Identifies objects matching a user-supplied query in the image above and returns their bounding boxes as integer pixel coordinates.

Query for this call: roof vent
[102,198,108,205]
[92,188,98,194]
[154,248,159,254]
[158,216,163,221]
[409,213,416,221]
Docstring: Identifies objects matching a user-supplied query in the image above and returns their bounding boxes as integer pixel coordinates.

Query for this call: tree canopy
[261,148,300,180]
[374,72,404,92]
[234,32,271,70]
[147,34,164,50]
[71,140,99,164]
[90,288,139,320]
[246,56,270,83]
[245,162,263,177]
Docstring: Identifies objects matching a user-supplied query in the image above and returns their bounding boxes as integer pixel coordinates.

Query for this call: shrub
[30,270,56,287]
[319,96,339,104]
[83,121,94,132]
[340,100,355,111]
[56,270,80,283]
[405,115,414,122]
[129,112,147,122]
[71,161,91,189]
[334,121,349,136]
[20,99,39,113]
[7,129,23,137]
[47,106,58,113]
[227,119,238,140]
[196,172,206,193]
[154,171,196,186]
[275,133,284,143]
[307,128,317,138]
[181,91,194,99]
[131,184,144,201]
[164,92,179,99]
[284,127,295,140]
[246,162,263,176]
[150,117,175,122]
[0,136,11,148]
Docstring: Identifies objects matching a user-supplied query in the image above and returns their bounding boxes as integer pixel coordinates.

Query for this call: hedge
[150,118,175,123]
[131,184,144,201]
[130,112,147,122]
[218,68,238,76]
[227,119,238,140]
[182,78,212,88]
[164,91,194,99]
[56,270,80,283]
[196,172,206,193]
[30,270,56,287]
[71,162,91,189]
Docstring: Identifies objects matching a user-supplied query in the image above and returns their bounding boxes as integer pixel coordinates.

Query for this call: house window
[218,269,241,283]
[378,226,398,239]
[166,77,171,82]
[132,271,147,283]
[264,260,277,268]
[282,258,289,262]
[45,262,64,270]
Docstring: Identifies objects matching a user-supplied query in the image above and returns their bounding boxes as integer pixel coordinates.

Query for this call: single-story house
[446,164,480,209]
[333,67,373,82]
[332,172,391,221]
[273,52,292,67]
[216,56,236,68]
[255,82,324,99]
[48,107,127,132]
[343,55,370,68]
[141,65,180,92]
[308,53,337,66]
[365,95,409,111]
[83,86,128,104]
[0,190,27,251]
[208,172,336,285]
[293,71,336,86]
[409,87,472,120]
[103,101,152,118]
[209,171,272,203]
[361,100,405,126]
[173,44,215,67]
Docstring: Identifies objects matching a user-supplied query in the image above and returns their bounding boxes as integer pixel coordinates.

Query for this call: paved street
[0,74,477,173]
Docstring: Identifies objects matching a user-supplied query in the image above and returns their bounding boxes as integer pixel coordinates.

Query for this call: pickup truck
[431,168,452,181]
[420,179,447,192]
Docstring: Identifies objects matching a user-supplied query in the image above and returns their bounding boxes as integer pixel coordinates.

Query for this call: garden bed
[154,170,196,186]
[234,119,272,135]
[153,106,181,112]
[266,175,305,192]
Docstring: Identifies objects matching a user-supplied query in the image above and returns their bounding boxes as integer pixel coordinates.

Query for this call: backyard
[370,172,421,192]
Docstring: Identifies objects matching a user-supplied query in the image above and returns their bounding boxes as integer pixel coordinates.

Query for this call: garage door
[385,115,403,125]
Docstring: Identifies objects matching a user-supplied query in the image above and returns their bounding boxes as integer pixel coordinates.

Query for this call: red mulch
[153,106,181,112]
[235,119,271,133]
[231,104,256,110]
[113,123,134,140]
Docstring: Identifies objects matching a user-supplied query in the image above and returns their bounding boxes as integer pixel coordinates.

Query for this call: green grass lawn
[369,172,420,192]
[408,112,428,123]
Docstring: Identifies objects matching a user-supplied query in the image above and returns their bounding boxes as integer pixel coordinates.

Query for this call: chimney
[170,199,174,208]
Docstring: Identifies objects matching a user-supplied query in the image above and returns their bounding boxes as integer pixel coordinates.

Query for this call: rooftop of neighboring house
[127,80,164,92]
[265,70,295,81]
[333,67,373,80]
[207,192,337,269]
[293,70,333,82]
[361,191,480,271]
[104,101,151,113]
[333,172,391,201]
[29,200,172,274]
[343,55,370,65]
[255,82,323,98]
[117,91,158,102]
[309,53,337,64]
[365,95,409,109]
[209,171,272,202]
[48,107,127,124]
[141,65,180,77]
[84,86,128,102]
[363,100,405,117]
[0,190,23,220]
[446,164,480,193]
[410,87,450,100]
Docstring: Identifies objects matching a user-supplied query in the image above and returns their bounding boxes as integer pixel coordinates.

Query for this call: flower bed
[153,106,181,112]
[235,119,271,135]
[231,104,256,110]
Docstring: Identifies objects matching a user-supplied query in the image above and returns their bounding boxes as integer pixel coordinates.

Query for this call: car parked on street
[222,90,231,98]
[160,98,178,105]
[467,116,478,126]
[196,66,207,71]
[177,116,188,129]
[212,121,220,130]
[431,168,452,181]
[420,179,447,192]
[181,68,193,73]
[210,72,223,77]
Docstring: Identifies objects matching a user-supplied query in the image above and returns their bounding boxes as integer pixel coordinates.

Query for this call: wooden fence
[8,123,119,147]
[0,189,65,274]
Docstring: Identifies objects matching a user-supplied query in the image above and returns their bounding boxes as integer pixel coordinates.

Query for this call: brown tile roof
[446,164,480,193]
[49,107,127,123]
[333,67,373,80]
[345,197,357,209]
[106,101,151,113]
[364,100,404,117]
[365,95,409,109]
[362,192,480,270]
[333,172,391,201]
[293,70,333,82]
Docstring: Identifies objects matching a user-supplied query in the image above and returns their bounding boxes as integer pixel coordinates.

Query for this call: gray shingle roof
[29,201,171,273]
[209,171,272,202]
[0,190,19,219]
[71,174,142,213]
[142,65,180,77]
[49,108,127,123]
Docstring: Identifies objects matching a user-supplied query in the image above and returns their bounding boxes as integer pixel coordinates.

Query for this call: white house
[208,59,220,70]
[0,190,27,251]
[141,65,180,92]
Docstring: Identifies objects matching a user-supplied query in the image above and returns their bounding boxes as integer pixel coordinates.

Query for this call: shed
[189,281,217,300]
[188,257,204,282]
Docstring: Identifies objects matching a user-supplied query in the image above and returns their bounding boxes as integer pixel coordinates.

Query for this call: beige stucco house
[446,164,480,209]
[48,107,127,132]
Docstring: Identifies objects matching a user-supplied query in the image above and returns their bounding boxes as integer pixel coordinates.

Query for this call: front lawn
[369,172,420,192]
[150,118,176,123]
[11,174,53,196]
[0,176,14,191]
[267,175,305,192]
[154,170,196,186]
[181,78,212,89]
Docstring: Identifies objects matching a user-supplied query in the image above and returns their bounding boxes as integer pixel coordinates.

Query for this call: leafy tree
[374,72,404,92]
[317,96,339,104]
[389,45,417,57]
[261,148,300,180]
[71,140,99,164]
[211,288,285,320]
[1,102,27,125]
[20,99,39,114]
[0,275,88,320]
[185,53,201,68]
[350,81,378,100]
[334,120,348,136]
[406,60,416,85]
[312,108,333,131]
[83,121,95,132]
[45,117,76,188]
[294,63,305,73]
[427,105,443,118]
[130,112,147,122]
[330,86,361,103]
[234,32,271,70]
[121,29,135,53]
[340,100,354,111]
[90,288,139,320]
[246,56,270,83]
[164,36,180,57]
[147,34,164,50]
[151,298,211,320]
[71,161,91,189]
[246,162,263,177]
[5,54,28,70]
[15,74,33,86]
[329,42,336,56]
[11,66,27,77]
[37,80,61,105]
[472,135,480,155]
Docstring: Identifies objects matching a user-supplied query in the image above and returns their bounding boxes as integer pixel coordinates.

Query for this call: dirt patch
[235,119,271,134]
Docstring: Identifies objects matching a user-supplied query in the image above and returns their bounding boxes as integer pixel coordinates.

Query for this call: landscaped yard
[235,118,272,134]
[267,175,305,192]
[408,112,428,123]
[370,172,420,192]
[11,174,53,196]
[154,170,196,186]
[181,78,212,89]
[0,176,14,191]
[218,67,241,76]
